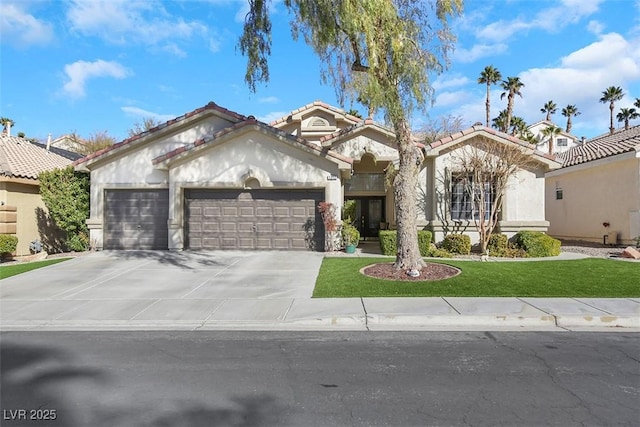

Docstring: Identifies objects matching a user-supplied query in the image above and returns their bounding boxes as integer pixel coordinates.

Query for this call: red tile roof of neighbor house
[151,117,353,166]
[556,125,640,167]
[74,101,247,166]
[0,135,75,180]
[269,100,363,127]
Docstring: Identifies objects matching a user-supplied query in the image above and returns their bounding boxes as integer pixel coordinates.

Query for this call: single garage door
[185,189,324,250]
[104,189,169,250]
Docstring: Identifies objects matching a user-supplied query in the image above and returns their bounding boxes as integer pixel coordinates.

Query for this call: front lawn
[0,258,70,279]
[313,258,640,298]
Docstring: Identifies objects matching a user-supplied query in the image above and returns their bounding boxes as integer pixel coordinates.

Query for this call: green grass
[313,258,640,298]
[0,258,71,279]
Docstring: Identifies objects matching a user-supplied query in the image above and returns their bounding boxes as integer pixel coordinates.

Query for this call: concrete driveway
[0,250,344,330]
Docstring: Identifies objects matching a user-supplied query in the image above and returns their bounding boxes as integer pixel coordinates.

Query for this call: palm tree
[599,86,624,134]
[561,104,580,133]
[478,65,502,127]
[540,100,557,121]
[540,124,563,155]
[509,116,527,137]
[635,98,640,109]
[0,117,15,134]
[500,77,525,134]
[616,107,639,130]
[491,109,509,133]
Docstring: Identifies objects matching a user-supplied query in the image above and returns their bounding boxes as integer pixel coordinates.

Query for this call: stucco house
[75,101,560,251]
[0,134,78,256]
[527,120,582,155]
[546,125,640,246]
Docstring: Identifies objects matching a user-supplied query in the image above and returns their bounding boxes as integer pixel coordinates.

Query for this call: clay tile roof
[74,101,247,166]
[556,125,640,167]
[0,135,75,180]
[152,118,352,166]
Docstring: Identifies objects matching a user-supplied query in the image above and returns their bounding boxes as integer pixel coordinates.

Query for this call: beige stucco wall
[0,181,47,256]
[546,153,640,245]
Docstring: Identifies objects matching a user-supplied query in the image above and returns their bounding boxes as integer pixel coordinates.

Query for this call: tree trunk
[392,117,425,272]
[609,104,615,134]
[485,85,490,127]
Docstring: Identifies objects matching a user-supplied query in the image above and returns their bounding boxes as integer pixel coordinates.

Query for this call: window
[556,188,563,200]
[450,174,493,220]
[557,138,568,147]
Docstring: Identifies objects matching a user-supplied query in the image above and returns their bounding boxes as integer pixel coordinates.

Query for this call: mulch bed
[361,262,461,281]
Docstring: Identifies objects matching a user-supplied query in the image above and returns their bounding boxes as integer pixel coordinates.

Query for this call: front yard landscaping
[313,258,640,298]
[0,258,70,279]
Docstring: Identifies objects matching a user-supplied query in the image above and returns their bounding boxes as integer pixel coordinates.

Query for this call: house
[545,125,640,246]
[0,134,79,256]
[527,120,582,154]
[75,101,560,251]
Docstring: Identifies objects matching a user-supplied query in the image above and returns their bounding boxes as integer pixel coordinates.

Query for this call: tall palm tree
[500,77,525,134]
[540,100,557,121]
[616,108,639,130]
[561,104,580,133]
[599,86,624,134]
[540,124,563,155]
[509,116,527,137]
[478,65,502,127]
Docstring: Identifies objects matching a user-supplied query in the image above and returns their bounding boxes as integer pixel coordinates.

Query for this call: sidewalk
[1,248,638,332]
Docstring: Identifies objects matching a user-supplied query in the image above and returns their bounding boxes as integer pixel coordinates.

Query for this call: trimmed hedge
[379,230,433,257]
[512,231,561,257]
[487,234,508,256]
[441,233,471,255]
[0,234,18,259]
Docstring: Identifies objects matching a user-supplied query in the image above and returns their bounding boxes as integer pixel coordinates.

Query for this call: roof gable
[427,125,562,169]
[0,135,74,180]
[74,101,246,168]
[152,117,352,169]
[270,101,361,128]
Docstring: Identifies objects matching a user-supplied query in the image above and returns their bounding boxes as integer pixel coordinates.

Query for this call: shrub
[512,231,561,257]
[0,234,18,260]
[487,234,508,256]
[441,233,471,255]
[378,230,432,257]
[341,223,360,247]
[425,246,453,258]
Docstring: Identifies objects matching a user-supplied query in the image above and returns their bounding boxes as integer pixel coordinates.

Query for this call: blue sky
[1,0,639,143]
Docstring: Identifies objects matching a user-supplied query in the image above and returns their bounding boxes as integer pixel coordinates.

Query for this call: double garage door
[104,189,324,250]
[185,189,324,250]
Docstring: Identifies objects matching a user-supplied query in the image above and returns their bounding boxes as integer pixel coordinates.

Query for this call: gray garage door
[185,189,324,251]
[104,189,169,250]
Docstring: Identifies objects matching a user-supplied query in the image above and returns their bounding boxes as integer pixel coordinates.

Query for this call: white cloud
[121,106,175,122]
[453,43,508,63]
[258,96,280,104]
[433,75,471,91]
[434,90,472,108]
[62,59,131,98]
[0,2,54,47]
[65,0,215,56]
[258,111,288,124]
[587,20,604,35]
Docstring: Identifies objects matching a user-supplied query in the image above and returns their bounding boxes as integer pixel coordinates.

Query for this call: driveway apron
[0,251,326,328]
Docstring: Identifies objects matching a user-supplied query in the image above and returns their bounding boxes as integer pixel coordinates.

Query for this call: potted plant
[342,223,360,254]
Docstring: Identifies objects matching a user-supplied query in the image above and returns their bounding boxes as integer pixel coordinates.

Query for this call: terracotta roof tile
[0,135,74,180]
[74,101,246,166]
[557,125,640,167]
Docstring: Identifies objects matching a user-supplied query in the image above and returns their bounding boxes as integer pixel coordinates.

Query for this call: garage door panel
[104,189,169,250]
[185,189,323,251]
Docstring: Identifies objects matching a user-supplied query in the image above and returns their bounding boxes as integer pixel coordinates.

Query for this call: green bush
[425,246,453,258]
[0,234,18,259]
[441,233,471,255]
[378,230,432,257]
[341,223,360,247]
[487,234,508,256]
[512,231,561,257]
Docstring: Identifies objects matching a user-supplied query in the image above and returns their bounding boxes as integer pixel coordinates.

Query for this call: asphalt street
[1,331,639,427]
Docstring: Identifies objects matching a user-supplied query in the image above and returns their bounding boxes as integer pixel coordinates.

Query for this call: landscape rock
[621,246,640,260]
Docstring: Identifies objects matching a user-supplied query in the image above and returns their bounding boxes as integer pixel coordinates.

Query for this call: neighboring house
[527,120,582,154]
[75,101,561,251]
[546,125,640,246]
[0,134,79,256]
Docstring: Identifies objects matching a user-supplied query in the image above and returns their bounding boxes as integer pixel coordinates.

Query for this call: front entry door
[351,197,385,239]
